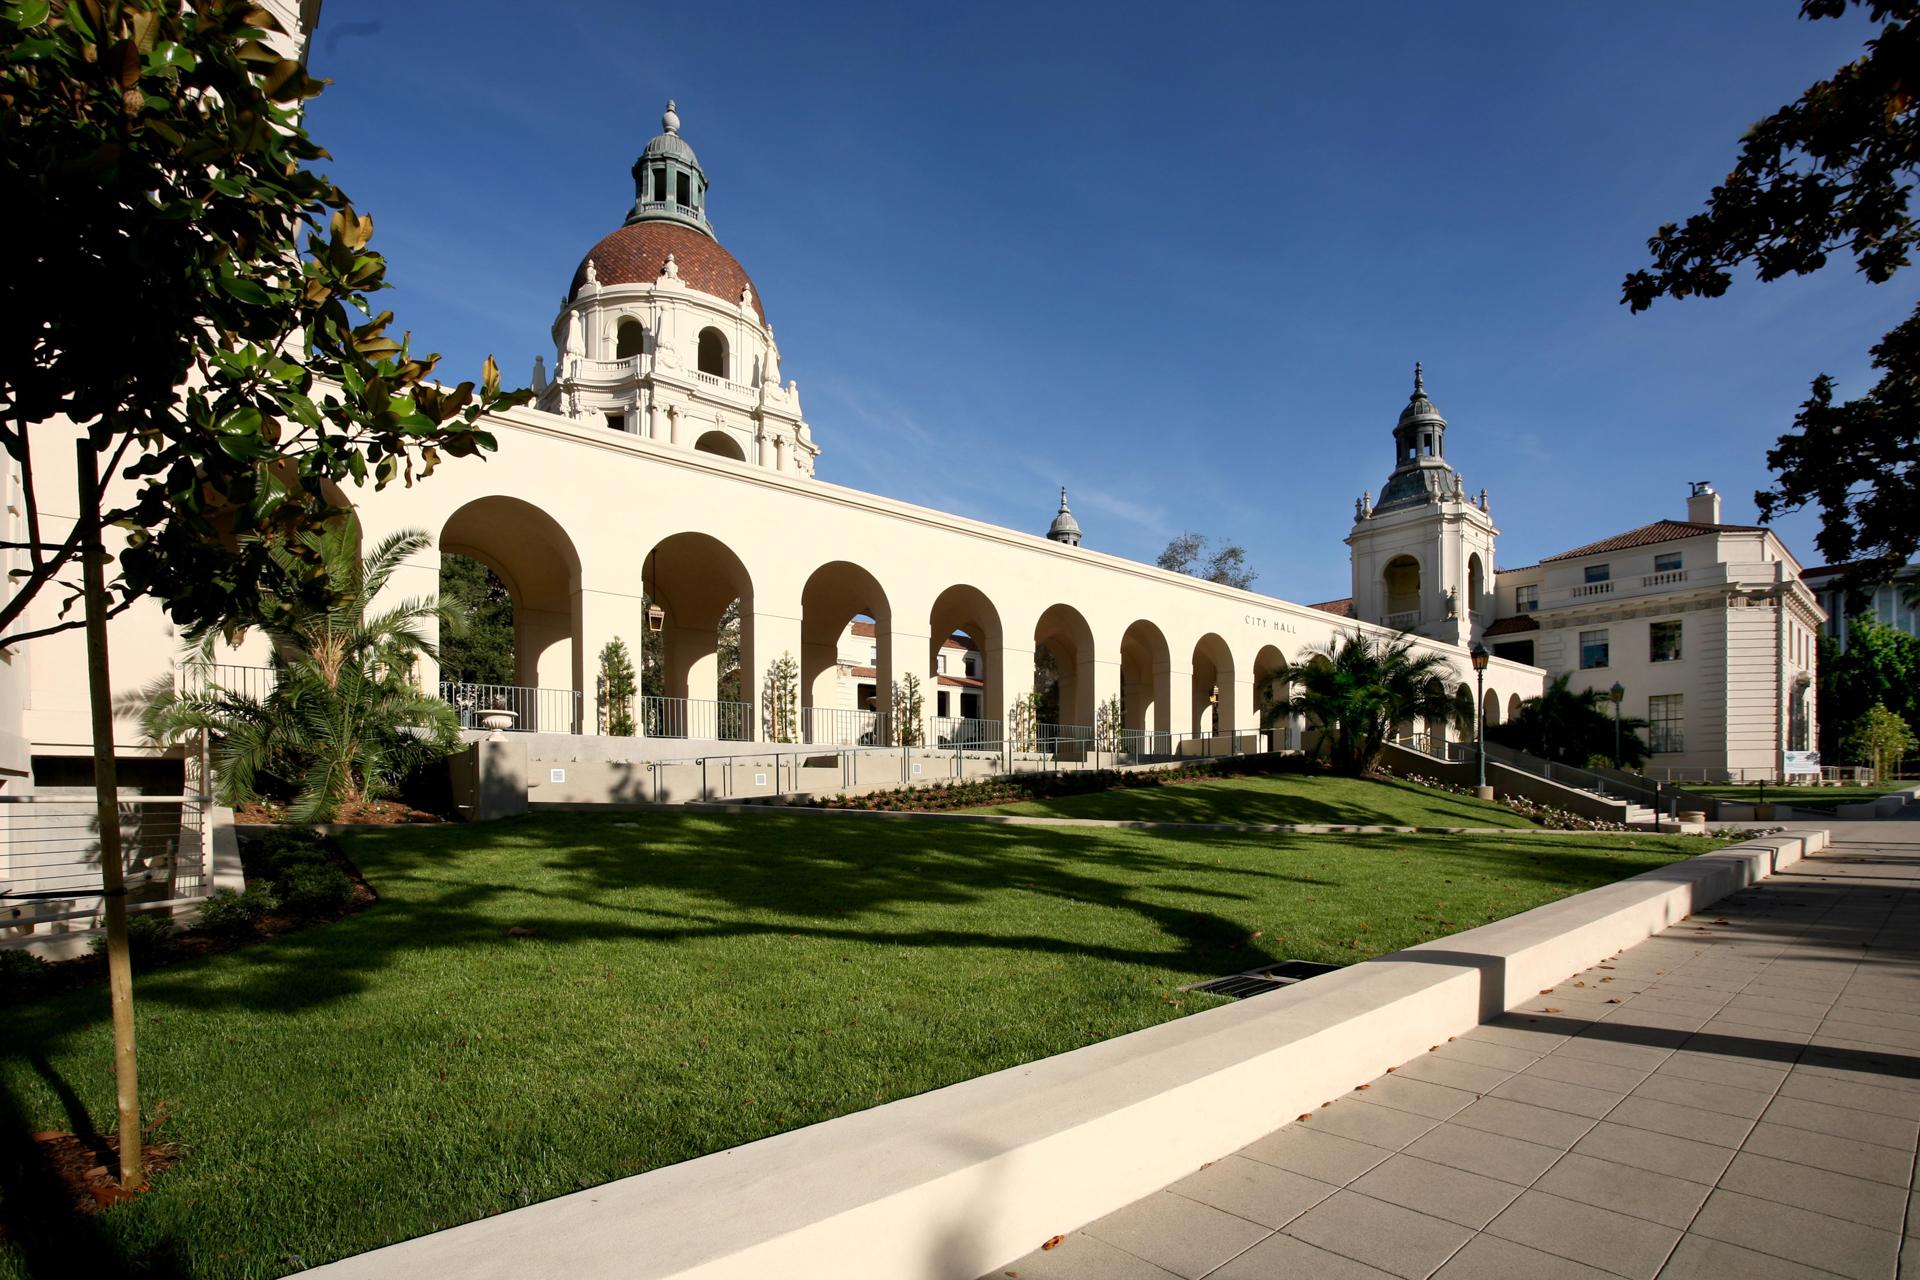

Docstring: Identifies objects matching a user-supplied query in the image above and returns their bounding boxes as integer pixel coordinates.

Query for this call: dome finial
[1413,361,1424,395]
[662,99,680,135]
[1059,486,1070,511]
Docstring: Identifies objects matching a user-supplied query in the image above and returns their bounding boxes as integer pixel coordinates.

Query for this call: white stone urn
[480,709,519,740]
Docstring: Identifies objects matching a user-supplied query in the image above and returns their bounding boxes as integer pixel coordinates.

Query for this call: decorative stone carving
[661,253,680,280]
[531,354,547,394]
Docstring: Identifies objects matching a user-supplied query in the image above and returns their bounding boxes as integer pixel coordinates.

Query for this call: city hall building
[0,101,1823,800]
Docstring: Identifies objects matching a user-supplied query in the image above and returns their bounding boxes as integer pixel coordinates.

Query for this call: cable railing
[442,682,583,735]
[639,695,752,742]
[0,793,212,918]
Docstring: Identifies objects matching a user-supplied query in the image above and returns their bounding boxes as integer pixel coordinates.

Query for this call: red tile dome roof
[570,221,767,325]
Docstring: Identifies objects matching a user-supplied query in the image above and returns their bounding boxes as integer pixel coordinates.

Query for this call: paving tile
[1393,1054,1513,1095]
[1447,1096,1594,1150]
[1628,1071,1774,1120]
[1777,1069,1920,1121]
[1716,1150,1908,1231]
[1402,1122,1564,1186]
[1725,991,1835,1019]
[1687,1187,1901,1280]
[1434,1038,1547,1073]
[1348,1153,1524,1230]
[983,1231,1183,1280]
[1464,1023,1571,1055]
[1301,1100,1442,1152]
[1677,1027,1806,1068]
[1488,1071,1623,1120]
[1751,1120,1912,1189]
[1657,1233,1858,1279]
[1238,1125,1394,1186]
[1811,1021,1920,1052]
[1761,1095,1919,1150]
[1283,1190,1475,1280]
[1433,1234,1619,1280]
[1208,1231,1399,1280]
[1701,1004,1825,1034]
[1570,1121,1737,1184]
[1167,1155,1338,1230]
[1522,1053,1652,1094]
[1532,1150,1711,1230]
[1653,1051,1788,1095]
[1082,1190,1270,1279]
[1553,1032,1677,1070]
[1605,1095,1755,1149]
[1483,1188,1681,1279]
[1353,1074,1481,1120]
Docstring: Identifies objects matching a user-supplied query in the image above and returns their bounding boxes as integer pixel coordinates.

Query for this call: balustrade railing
[1384,610,1421,630]
[804,706,890,746]
[640,696,752,741]
[441,682,583,735]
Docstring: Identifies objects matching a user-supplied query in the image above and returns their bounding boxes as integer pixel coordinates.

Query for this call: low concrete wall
[1379,742,1632,824]
[303,828,1827,1280]
[1836,784,1920,819]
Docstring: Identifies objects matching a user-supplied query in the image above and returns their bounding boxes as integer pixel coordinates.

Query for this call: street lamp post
[1471,643,1492,799]
[1609,681,1626,768]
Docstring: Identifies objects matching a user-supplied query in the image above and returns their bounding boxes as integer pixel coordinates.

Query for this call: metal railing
[179,662,280,702]
[1,793,212,915]
[442,682,584,735]
[930,717,1002,749]
[640,695,752,741]
[804,706,890,746]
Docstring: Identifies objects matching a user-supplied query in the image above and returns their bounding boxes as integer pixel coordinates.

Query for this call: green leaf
[4,0,50,28]
[219,273,272,306]
[216,407,263,436]
[146,41,197,71]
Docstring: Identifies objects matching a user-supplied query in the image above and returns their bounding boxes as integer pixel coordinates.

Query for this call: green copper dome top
[1374,363,1460,513]
[628,100,713,238]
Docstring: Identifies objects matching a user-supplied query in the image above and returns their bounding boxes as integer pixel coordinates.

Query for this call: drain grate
[1185,959,1341,1000]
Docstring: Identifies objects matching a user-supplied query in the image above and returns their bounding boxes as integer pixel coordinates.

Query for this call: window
[605,412,626,433]
[937,653,947,675]
[1650,620,1682,663]
[697,327,729,378]
[652,167,667,201]
[1492,640,1534,666]
[1515,584,1538,613]
[1654,552,1682,573]
[937,690,951,718]
[616,318,646,358]
[1648,694,1684,753]
[676,172,691,206]
[868,645,877,664]
[1579,628,1609,669]
[1584,564,1611,584]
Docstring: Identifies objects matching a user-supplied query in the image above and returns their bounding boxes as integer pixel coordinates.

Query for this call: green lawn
[1677,782,1911,812]
[974,772,1539,828]
[0,812,1724,1279]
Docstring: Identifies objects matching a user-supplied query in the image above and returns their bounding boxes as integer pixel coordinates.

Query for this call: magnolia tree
[1,0,527,649]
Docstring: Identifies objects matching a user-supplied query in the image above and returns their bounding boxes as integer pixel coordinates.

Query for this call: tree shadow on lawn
[4,815,1701,1052]
[990,775,1530,828]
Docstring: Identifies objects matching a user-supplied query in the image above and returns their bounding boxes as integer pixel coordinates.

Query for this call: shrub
[195,884,280,938]
[92,911,179,966]
[0,948,51,1004]
[250,830,333,878]
[277,863,354,915]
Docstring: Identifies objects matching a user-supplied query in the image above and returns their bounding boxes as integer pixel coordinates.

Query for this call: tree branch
[0,594,135,651]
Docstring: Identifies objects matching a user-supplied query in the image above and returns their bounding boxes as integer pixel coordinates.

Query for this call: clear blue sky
[302,1,1901,605]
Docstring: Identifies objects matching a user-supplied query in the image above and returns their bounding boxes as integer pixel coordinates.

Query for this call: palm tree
[1281,630,1466,775]
[1489,674,1651,768]
[141,515,461,821]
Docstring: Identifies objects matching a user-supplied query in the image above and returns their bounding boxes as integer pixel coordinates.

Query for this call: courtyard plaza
[991,811,1920,1280]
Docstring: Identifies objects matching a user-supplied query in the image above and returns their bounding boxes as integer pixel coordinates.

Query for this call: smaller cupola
[1392,362,1447,468]
[628,100,714,238]
[1047,487,1083,546]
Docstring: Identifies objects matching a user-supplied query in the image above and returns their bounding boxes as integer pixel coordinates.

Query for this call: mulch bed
[21,1129,183,1218]
[235,799,447,825]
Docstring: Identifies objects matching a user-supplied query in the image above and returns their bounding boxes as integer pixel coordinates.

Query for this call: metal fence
[179,662,280,702]
[639,696,753,741]
[804,706,890,746]
[0,793,212,923]
[929,717,1002,748]
[442,682,584,735]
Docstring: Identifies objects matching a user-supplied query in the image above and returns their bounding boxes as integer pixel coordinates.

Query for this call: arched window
[697,328,729,379]
[693,429,745,461]
[1383,555,1421,619]
[616,318,646,359]
[1467,554,1485,617]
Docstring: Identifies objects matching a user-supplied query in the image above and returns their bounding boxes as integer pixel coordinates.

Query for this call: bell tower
[1346,365,1498,647]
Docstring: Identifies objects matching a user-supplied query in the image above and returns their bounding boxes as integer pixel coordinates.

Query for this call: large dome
[570,221,768,325]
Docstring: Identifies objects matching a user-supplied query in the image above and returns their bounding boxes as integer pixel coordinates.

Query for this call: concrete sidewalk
[989,816,1920,1280]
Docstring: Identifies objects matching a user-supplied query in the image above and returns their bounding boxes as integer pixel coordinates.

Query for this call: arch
[1120,620,1173,744]
[1453,682,1475,744]
[616,316,646,359]
[1191,632,1236,737]
[1467,553,1486,619]
[697,327,729,379]
[1383,555,1421,621]
[800,561,892,745]
[1253,644,1291,750]
[930,584,1006,726]
[1508,693,1523,723]
[1482,689,1501,729]
[1298,651,1335,757]
[641,532,755,738]
[440,496,584,731]
[693,429,746,462]
[1035,603,1097,735]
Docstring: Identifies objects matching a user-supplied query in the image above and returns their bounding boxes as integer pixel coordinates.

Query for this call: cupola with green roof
[628,100,713,237]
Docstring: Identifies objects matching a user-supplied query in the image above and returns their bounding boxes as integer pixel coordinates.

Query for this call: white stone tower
[535,101,819,476]
[1346,365,1497,647]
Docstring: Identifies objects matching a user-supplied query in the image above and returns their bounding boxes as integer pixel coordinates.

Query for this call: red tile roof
[1483,615,1540,637]
[1308,598,1354,618]
[572,221,768,324]
[1541,519,1763,563]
